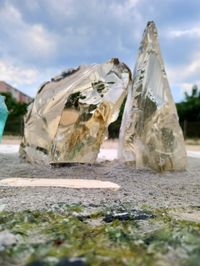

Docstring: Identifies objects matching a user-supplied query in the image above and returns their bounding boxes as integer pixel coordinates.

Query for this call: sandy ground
[0,142,199,212]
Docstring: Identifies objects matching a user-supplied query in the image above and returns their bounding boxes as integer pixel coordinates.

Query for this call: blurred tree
[0,92,28,135]
[176,84,200,122]
[0,92,28,117]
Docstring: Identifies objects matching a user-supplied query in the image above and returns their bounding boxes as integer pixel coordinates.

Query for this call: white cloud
[0,2,22,23]
[43,0,75,17]
[0,2,58,60]
[169,27,200,38]
[168,53,200,83]
[0,59,64,97]
[0,0,144,64]
[25,1,40,11]
[175,82,200,98]
[0,60,38,86]
[180,82,194,92]
[167,53,200,100]
[166,26,200,98]
[110,0,142,24]
[128,0,141,8]
[23,24,57,57]
[181,82,199,93]
[185,55,200,77]
[0,0,199,102]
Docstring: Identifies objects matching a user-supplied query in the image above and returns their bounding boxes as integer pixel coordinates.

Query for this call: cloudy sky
[0,0,200,102]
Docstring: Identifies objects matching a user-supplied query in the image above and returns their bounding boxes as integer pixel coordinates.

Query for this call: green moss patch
[0,206,200,266]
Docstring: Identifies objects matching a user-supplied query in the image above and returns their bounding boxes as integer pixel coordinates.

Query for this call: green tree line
[176,85,200,122]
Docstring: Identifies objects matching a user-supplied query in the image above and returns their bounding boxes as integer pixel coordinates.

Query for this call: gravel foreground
[0,152,200,212]
[1,152,200,266]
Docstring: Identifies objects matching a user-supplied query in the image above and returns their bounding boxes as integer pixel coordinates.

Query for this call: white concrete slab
[0,144,19,154]
[0,178,120,190]
[97,148,117,161]
[0,144,119,160]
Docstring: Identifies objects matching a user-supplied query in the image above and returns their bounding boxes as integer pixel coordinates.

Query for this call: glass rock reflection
[20,58,131,164]
[118,22,187,171]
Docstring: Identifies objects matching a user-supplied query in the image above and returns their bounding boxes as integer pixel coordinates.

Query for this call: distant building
[0,81,33,104]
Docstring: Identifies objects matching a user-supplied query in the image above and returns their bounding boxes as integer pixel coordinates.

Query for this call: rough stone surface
[20,59,131,164]
[118,21,187,171]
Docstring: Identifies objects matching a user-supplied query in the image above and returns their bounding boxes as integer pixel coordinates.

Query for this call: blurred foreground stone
[20,59,131,164]
[0,230,17,251]
[118,21,187,171]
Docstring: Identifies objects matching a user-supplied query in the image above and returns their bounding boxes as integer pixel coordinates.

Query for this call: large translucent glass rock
[118,21,187,171]
[0,95,8,143]
[20,58,131,164]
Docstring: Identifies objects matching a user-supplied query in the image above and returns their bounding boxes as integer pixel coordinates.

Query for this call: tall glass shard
[118,21,187,171]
